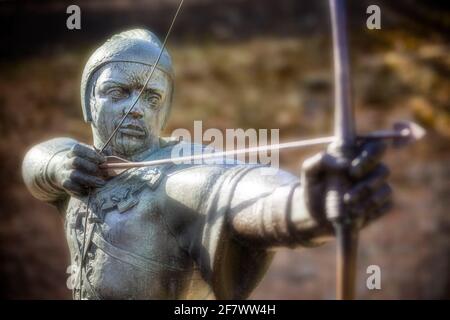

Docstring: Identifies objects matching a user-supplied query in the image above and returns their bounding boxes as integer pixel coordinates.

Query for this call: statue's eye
[108,88,127,100]
[148,94,161,107]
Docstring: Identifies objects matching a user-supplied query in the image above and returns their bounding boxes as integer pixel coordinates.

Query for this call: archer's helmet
[80,29,174,129]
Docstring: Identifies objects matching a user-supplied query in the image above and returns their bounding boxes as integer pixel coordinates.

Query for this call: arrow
[99,121,425,177]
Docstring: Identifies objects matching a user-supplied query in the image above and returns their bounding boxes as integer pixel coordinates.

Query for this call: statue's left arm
[161,140,391,299]
[228,140,392,249]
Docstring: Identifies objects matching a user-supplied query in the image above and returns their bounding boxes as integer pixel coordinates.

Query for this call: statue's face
[90,62,170,158]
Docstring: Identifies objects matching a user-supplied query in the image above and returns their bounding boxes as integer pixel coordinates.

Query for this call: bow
[327,0,357,300]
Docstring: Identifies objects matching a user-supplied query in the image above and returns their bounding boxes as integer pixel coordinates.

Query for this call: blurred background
[0,0,449,299]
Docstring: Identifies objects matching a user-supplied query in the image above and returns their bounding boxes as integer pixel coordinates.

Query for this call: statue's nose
[129,110,143,119]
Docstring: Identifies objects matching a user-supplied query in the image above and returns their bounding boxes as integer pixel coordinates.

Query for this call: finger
[372,200,393,220]
[66,157,101,175]
[302,152,348,180]
[350,141,387,178]
[344,164,390,205]
[348,183,391,217]
[349,199,377,219]
[61,179,87,197]
[371,183,393,208]
[69,144,105,164]
[302,152,326,180]
[69,170,105,188]
[349,184,393,228]
[363,200,393,228]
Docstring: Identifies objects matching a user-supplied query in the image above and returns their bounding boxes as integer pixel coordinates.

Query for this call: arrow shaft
[101,136,336,169]
[100,128,412,170]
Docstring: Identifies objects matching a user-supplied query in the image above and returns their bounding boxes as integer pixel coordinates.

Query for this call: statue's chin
[112,134,148,157]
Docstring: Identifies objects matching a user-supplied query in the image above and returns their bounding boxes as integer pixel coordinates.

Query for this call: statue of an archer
[21,1,423,300]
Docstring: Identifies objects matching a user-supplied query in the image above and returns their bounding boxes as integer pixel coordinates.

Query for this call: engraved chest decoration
[90,166,164,221]
[65,165,168,299]
[65,165,166,242]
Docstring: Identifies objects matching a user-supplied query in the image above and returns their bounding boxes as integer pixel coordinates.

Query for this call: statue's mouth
[118,123,146,137]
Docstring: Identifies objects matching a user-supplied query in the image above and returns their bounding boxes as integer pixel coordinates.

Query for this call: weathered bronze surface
[22,29,392,300]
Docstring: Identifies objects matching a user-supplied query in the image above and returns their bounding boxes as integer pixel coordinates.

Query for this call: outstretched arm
[228,140,392,249]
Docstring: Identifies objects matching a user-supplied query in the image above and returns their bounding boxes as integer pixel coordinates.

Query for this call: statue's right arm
[23,138,106,205]
[22,138,78,204]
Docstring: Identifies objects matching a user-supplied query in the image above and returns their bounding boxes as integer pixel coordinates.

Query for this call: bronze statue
[22,0,424,300]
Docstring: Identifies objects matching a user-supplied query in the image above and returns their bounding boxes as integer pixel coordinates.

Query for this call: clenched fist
[301,140,392,231]
[53,143,106,197]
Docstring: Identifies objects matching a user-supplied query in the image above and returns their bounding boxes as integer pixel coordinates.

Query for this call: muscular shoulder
[23,137,77,168]
[22,137,78,203]
[157,140,299,211]
[163,164,230,213]
[156,140,236,211]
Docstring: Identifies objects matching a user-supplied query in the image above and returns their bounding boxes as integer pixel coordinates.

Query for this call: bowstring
[77,190,91,300]
[78,0,185,300]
